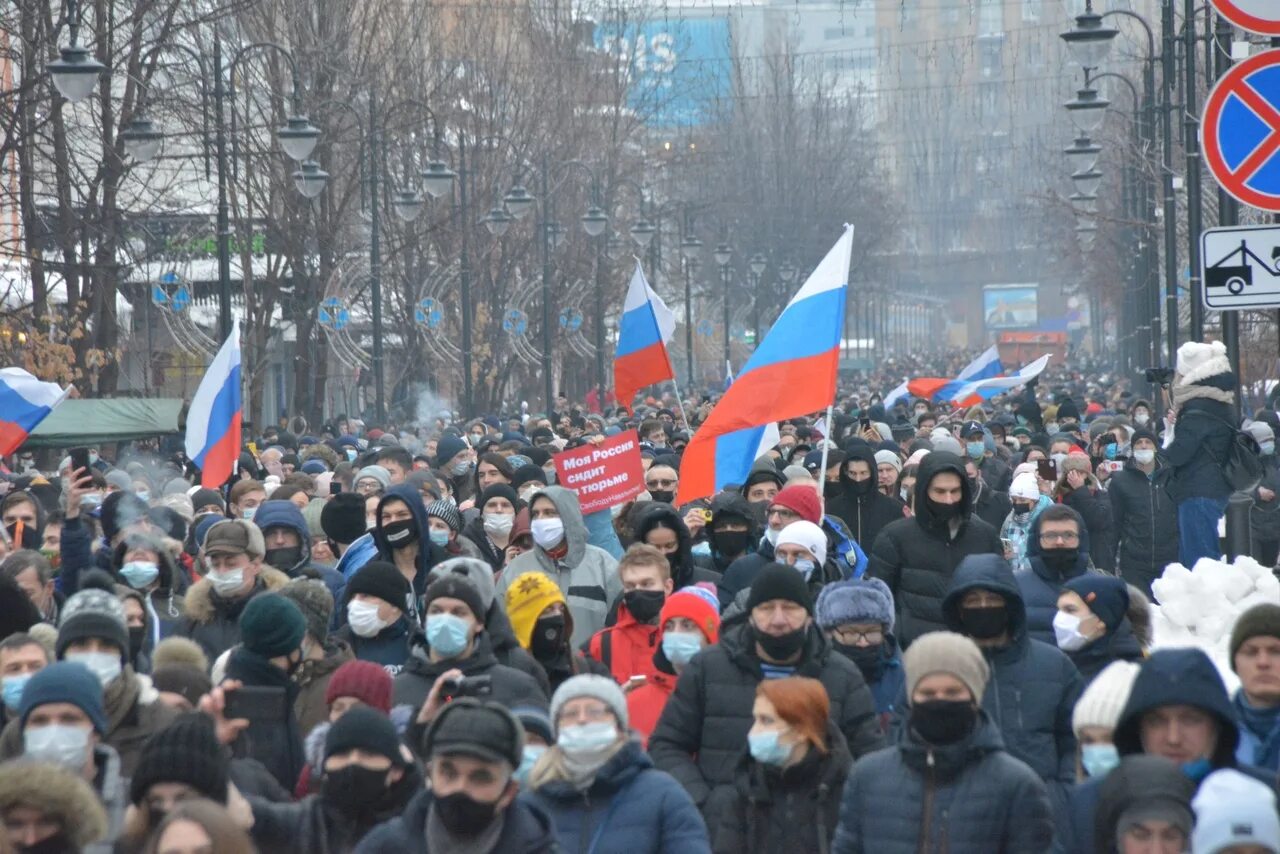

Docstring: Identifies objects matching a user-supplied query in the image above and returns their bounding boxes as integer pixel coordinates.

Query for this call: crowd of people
[0,338,1279,853]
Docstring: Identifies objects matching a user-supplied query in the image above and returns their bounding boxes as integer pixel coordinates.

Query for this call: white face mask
[1133,449,1155,465]
[1045,423,1059,435]
[1052,611,1090,652]
[1134,413,1150,426]
[483,513,514,536]
[763,527,781,546]
[65,650,122,687]
[1050,452,1068,467]
[531,518,565,549]
[208,568,246,596]
[347,599,391,638]
[24,724,91,769]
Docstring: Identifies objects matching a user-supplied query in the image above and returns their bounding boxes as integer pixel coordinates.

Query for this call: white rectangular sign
[1201,224,1280,310]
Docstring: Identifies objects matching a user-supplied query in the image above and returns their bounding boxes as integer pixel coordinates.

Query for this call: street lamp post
[680,224,702,387]
[715,242,732,372]
[749,253,767,348]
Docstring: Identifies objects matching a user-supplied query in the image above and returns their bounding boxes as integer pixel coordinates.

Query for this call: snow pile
[1150,556,1280,693]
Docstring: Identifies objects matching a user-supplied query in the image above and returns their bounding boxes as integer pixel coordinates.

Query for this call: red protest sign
[553,430,644,514]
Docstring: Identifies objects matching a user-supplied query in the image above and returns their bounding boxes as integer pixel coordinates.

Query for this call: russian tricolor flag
[907,345,1003,404]
[677,225,853,504]
[614,262,677,408]
[0,368,70,455]
[185,321,242,488]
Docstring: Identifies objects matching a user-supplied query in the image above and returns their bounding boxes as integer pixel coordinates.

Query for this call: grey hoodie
[496,486,621,648]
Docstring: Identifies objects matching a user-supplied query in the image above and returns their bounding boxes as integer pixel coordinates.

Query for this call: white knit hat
[1191,769,1280,854]
[776,520,827,564]
[1010,472,1040,501]
[1245,420,1275,444]
[1175,340,1230,385]
[1072,660,1141,736]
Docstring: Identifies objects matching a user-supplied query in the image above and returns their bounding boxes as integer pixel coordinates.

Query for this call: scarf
[1233,691,1280,767]
[561,739,625,790]
[1171,382,1234,408]
[425,801,505,854]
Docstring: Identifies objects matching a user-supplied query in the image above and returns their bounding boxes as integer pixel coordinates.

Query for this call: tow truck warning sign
[553,430,645,514]
[1201,225,1280,311]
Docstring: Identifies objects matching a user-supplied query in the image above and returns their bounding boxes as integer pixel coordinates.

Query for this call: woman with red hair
[711,676,851,853]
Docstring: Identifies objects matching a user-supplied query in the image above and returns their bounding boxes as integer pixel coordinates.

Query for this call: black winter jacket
[1014,506,1094,644]
[867,452,1003,647]
[633,503,723,590]
[828,443,906,548]
[225,647,306,792]
[648,622,883,814]
[832,712,1053,854]
[1109,459,1179,594]
[712,720,852,854]
[1060,478,1117,572]
[971,479,1012,532]
[1162,382,1237,502]
[354,788,559,854]
[391,631,548,711]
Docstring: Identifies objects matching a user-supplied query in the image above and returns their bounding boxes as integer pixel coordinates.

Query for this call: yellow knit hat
[504,571,566,650]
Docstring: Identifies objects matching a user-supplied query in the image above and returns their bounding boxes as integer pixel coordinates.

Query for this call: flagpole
[669,377,694,432]
[817,403,834,515]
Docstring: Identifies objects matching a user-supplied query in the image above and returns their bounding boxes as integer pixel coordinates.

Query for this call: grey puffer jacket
[648,622,884,816]
[832,712,1053,854]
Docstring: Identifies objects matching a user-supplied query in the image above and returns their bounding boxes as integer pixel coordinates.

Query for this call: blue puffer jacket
[336,533,378,580]
[832,711,1053,854]
[253,500,346,605]
[530,739,711,854]
[941,554,1082,828]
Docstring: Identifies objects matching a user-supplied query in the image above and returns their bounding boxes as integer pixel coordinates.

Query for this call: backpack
[1181,409,1265,493]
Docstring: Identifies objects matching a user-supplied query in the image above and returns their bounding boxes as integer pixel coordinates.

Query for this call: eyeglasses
[766,508,800,521]
[646,478,676,489]
[831,627,883,645]
[1039,531,1080,545]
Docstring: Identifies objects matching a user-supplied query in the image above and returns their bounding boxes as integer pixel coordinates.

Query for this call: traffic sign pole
[1214,12,1243,415]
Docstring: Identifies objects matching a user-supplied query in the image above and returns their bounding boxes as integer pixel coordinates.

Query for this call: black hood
[912,451,973,527]
[633,503,695,585]
[1095,755,1196,854]
[941,553,1027,644]
[837,440,877,493]
[709,491,759,539]
[1025,504,1092,581]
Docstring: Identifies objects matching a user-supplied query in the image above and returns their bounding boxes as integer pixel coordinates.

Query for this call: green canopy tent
[21,398,183,449]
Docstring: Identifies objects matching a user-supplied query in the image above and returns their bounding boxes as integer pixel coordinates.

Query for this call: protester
[1108,427,1179,595]
[1071,660,1140,781]
[504,570,608,694]
[254,499,346,601]
[1094,755,1196,854]
[334,561,414,675]
[717,484,823,607]
[0,632,49,730]
[279,579,354,735]
[627,588,721,746]
[692,492,759,575]
[1055,573,1144,683]
[814,577,903,731]
[369,484,451,623]
[1002,471,1052,572]
[1229,603,1280,772]
[633,503,722,591]
[1054,449,1117,572]
[0,760,110,854]
[827,443,904,550]
[1191,768,1280,854]
[460,484,520,572]
[585,544,670,685]
[1015,505,1096,642]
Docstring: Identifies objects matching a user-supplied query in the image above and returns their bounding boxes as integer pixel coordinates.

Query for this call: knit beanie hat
[1072,660,1141,736]
[1230,603,1280,670]
[151,637,209,675]
[129,713,228,805]
[301,459,328,476]
[57,588,129,663]
[428,557,497,611]
[512,705,553,744]
[478,484,519,512]
[324,660,393,713]
[325,705,406,766]
[320,493,368,546]
[902,631,990,702]
[345,561,411,610]
[424,698,524,768]
[425,499,463,533]
[505,571,566,650]
[435,435,469,468]
[782,464,809,482]
[101,491,149,542]
[769,484,822,525]
[746,562,814,615]
[511,464,549,492]
[874,450,903,474]
[1130,427,1159,448]
[1191,768,1280,854]
[423,575,485,623]
[151,666,213,708]
[550,674,629,733]
[816,577,895,632]
[1175,339,1230,384]
[354,465,392,490]
[658,588,721,644]
[775,520,827,564]
[190,488,225,512]
[1063,574,1130,634]
[1009,472,1040,501]
[238,594,306,658]
[19,661,108,734]
[278,579,334,644]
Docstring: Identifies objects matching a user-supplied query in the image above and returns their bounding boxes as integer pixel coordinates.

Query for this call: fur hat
[151,637,210,674]
[816,577,895,632]
[0,761,109,847]
[1175,340,1231,385]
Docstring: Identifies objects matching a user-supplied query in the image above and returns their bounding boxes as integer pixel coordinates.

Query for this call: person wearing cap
[460,484,520,573]
[1192,768,1280,854]
[722,520,847,625]
[815,577,904,730]
[424,499,483,561]
[867,451,1004,647]
[178,519,289,662]
[874,449,902,498]
[963,454,1012,533]
[961,420,1012,493]
[11,661,128,848]
[278,579,354,736]
[497,486,622,649]
[355,466,392,497]
[354,698,559,853]
[0,760,110,854]
[692,492,760,575]
[526,674,710,852]
[628,588,721,747]
[505,571,609,696]
[1094,755,1197,854]
[1053,448,1117,574]
[253,499,346,604]
[392,574,546,712]
[1230,603,1280,773]
[634,503,723,592]
[741,465,784,508]
[1001,470,1053,573]
[1072,660,1141,781]
[1055,574,1143,683]
[718,482,824,609]
[1064,648,1274,854]
[649,563,884,814]
[832,630,1052,853]
[1247,419,1280,567]
[334,561,414,675]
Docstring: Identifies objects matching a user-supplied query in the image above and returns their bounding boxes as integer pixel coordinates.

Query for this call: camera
[440,674,493,699]
[1144,367,1175,385]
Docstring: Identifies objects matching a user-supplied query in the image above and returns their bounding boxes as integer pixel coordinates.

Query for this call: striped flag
[0,368,70,455]
[185,321,243,487]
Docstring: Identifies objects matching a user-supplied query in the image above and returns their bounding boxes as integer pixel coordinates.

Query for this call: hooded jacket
[827,442,906,549]
[354,788,559,854]
[111,534,189,651]
[0,753,117,854]
[693,492,760,574]
[254,500,347,603]
[941,554,1082,821]
[970,477,1012,533]
[496,486,622,649]
[633,503,723,590]
[648,622,884,816]
[371,484,451,621]
[1109,456,1180,595]
[177,565,291,663]
[832,710,1053,854]
[390,630,547,712]
[587,597,662,686]
[867,452,1003,646]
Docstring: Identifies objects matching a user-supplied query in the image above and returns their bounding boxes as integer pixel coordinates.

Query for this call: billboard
[595,16,732,127]
[983,285,1038,330]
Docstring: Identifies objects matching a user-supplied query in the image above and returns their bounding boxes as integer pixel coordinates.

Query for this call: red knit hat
[325,660,392,713]
[659,587,721,644]
[770,483,823,524]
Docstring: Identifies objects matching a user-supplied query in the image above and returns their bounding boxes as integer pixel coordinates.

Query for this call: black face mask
[958,605,1008,640]
[711,529,751,559]
[1040,546,1077,576]
[925,497,962,521]
[382,519,419,550]
[17,833,74,854]
[648,490,675,505]
[823,480,843,499]
[530,614,567,660]
[910,699,977,745]
[624,589,665,624]
[1012,502,1035,517]
[128,626,147,661]
[324,765,395,818]
[434,790,502,837]
[846,476,875,497]
[753,623,808,662]
[264,545,304,571]
[834,641,887,681]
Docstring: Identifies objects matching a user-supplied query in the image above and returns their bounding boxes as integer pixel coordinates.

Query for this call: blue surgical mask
[429,529,451,548]
[515,744,545,786]
[748,730,792,766]
[346,449,358,462]
[1103,443,1118,461]
[1080,743,1119,778]
[966,441,985,460]
[793,558,816,580]
[1263,441,1276,456]
[1182,757,1213,782]
[120,560,160,589]
[557,721,618,754]
[662,631,704,667]
[136,490,151,503]
[1,673,31,709]
[426,613,471,658]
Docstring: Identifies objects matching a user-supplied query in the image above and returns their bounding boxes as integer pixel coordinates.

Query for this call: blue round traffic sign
[1203,50,1280,212]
